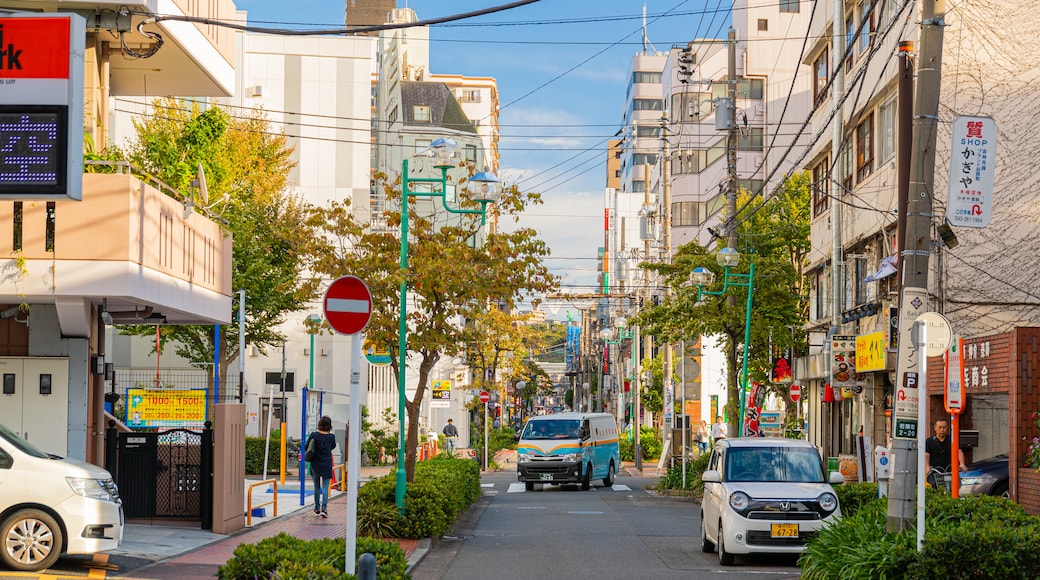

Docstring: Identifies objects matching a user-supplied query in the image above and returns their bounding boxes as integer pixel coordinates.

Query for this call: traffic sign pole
[478,391,490,471]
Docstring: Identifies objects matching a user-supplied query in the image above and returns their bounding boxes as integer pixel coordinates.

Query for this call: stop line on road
[504,482,632,493]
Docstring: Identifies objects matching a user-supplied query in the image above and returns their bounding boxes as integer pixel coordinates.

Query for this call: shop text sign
[126,389,208,428]
[855,331,887,372]
[947,115,997,228]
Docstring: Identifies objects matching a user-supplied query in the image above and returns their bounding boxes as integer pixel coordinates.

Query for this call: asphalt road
[411,468,802,579]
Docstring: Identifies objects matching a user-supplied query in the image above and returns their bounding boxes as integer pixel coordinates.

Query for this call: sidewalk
[109,466,427,579]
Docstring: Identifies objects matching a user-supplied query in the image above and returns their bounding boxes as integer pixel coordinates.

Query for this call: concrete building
[0,0,237,465]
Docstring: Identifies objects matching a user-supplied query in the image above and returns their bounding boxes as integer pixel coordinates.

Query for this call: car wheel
[525,481,534,491]
[992,482,1009,499]
[581,463,591,491]
[602,462,615,487]
[1,509,63,572]
[718,521,734,566]
[700,512,714,553]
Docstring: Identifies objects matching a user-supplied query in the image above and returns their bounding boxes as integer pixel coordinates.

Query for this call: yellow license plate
[771,523,799,538]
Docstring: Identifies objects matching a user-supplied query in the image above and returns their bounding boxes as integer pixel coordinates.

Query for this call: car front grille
[747,530,817,546]
[747,511,819,521]
[525,465,570,475]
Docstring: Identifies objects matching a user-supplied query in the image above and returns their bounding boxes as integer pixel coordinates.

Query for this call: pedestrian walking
[443,418,459,454]
[304,416,337,518]
[711,415,728,444]
[695,420,710,454]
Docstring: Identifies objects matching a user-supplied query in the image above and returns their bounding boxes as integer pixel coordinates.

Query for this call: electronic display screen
[0,105,68,196]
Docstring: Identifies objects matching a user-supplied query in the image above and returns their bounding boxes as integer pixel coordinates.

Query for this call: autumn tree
[119,98,318,389]
[635,172,811,436]
[306,167,558,481]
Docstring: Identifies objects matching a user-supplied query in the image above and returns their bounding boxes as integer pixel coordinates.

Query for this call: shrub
[216,533,409,579]
[620,426,661,461]
[834,481,880,517]
[356,455,481,539]
[245,430,301,475]
[657,452,709,492]
[800,491,1040,579]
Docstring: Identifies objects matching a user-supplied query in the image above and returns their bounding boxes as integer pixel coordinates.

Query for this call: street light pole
[395,139,501,511]
[691,248,756,433]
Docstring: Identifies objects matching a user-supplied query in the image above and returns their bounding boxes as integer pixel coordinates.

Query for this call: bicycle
[927,467,952,493]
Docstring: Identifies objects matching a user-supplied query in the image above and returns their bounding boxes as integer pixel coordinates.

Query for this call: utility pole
[659,113,673,467]
[828,0,846,443]
[722,26,740,436]
[888,0,946,533]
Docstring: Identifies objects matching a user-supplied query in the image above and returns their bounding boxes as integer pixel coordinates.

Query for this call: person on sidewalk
[695,420,710,454]
[305,416,337,518]
[443,418,459,454]
[711,415,728,444]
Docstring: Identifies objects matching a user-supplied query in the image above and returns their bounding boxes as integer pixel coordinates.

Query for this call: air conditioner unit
[247,85,262,98]
[249,345,259,356]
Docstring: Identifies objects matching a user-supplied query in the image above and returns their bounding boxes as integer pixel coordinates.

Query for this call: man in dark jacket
[443,418,459,454]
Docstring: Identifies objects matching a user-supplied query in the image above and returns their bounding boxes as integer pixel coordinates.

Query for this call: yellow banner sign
[126,389,207,428]
[855,332,887,372]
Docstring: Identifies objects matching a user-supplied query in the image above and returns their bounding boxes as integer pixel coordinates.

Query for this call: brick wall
[1013,329,1040,508]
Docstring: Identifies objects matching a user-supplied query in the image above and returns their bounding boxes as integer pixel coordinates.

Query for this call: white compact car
[700,437,843,565]
[0,422,123,572]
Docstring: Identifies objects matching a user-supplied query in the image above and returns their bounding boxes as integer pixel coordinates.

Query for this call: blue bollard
[357,552,377,580]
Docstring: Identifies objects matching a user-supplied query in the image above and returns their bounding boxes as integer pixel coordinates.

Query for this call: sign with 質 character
[947,115,997,228]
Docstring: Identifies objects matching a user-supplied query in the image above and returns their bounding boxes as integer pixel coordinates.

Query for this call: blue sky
[234,0,731,317]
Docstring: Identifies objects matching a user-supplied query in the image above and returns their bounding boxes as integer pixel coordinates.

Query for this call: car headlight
[67,477,118,502]
[517,452,531,463]
[560,453,582,463]
[959,476,981,486]
[729,491,750,511]
[818,492,838,513]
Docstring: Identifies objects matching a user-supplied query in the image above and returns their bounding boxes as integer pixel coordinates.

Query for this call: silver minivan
[0,421,123,571]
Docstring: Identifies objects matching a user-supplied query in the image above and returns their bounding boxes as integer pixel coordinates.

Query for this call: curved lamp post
[396,138,501,510]
[690,247,755,436]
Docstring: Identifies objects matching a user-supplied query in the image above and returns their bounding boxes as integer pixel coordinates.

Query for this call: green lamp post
[395,138,501,511]
[690,247,755,435]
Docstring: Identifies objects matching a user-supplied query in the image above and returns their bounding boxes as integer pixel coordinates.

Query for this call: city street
[411,468,801,580]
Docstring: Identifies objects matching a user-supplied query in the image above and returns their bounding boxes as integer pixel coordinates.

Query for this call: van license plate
[540,473,553,481]
[771,523,798,538]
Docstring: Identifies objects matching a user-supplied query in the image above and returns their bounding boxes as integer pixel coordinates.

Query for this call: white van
[515,412,620,491]
[0,421,123,572]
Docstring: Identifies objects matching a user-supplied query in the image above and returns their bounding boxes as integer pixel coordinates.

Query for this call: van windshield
[523,420,581,440]
[0,422,52,459]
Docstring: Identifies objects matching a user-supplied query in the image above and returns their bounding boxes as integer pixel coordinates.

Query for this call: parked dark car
[958,454,1009,498]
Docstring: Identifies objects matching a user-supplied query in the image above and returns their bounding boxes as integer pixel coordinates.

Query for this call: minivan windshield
[725,446,826,483]
[0,422,52,459]
[522,420,581,440]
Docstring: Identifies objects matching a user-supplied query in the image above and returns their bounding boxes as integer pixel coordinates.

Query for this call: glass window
[845,11,855,71]
[812,157,830,216]
[414,105,431,122]
[841,143,853,191]
[856,112,874,182]
[813,48,829,105]
[672,201,701,226]
[780,0,800,13]
[878,98,895,162]
[671,92,712,123]
[629,181,647,193]
[858,0,876,55]
[737,128,764,151]
[724,447,826,483]
[632,98,663,112]
[465,144,477,163]
[636,126,661,138]
[523,419,581,439]
[632,71,662,84]
[631,153,658,166]
[711,79,764,100]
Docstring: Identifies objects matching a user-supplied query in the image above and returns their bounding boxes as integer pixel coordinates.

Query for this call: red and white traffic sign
[478,390,491,404]
[790,384,801,403]
[323,276,372,335]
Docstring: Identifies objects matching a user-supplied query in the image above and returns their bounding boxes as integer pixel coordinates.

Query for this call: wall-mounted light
[91,354,105,375]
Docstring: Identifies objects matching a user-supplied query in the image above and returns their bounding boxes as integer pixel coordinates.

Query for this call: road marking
[507,483,526,493]
[480,483,494,488]
[611,484,631,491]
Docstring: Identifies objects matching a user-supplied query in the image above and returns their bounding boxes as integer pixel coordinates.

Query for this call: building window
[840,144,854,191]
[736,128,764,151]
[632,71,662,84]
[780,0,800,13]
[878,97,895,163]
[12,201,22,251]
[738,179,764,195]
[632,98,663,112]
[672,91,712,123]
[414,105,431,122]
[388,105,398,125]
[629,181,646,193]
[812,157,830,216]
[845,11,855,72]
[631,153,658,166]
[858,0,876,56]
[856,112,874,182]
[672,202,699,226]
[45,202,55,252]
[636,126,661,138]
[712,78,764,100]
[758,19,768,31]
[813,48,829,105]
[465,144,477,163]
[459,89,481,103]
[266,371,295,392]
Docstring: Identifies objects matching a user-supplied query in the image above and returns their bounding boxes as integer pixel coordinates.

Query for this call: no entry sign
[790,384,801,403]
[478,390,491,404]
[323,276,372,335]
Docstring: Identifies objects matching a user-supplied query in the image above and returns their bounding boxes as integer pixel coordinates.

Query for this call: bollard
[357,552,377,580]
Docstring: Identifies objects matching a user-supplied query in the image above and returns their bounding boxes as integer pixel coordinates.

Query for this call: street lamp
[690,247,756,435]
[396,138,501,510]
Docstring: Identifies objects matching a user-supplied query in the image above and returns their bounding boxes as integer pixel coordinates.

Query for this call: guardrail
[334,464,347,492]
[247,479,278,525]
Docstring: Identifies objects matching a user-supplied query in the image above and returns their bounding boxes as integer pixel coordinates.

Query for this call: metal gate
[107,426,213,526]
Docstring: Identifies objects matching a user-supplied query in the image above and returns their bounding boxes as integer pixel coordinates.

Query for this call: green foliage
[800,492,1040,579]
[356,456,481,539]
[469,426,517,457]
[657,451,710,491]
[620,426,662,461]
[216,533,409,580]
[361,407,399,466]
[1026,411,1040,469]
[244,431,300,475]
[834,482,880,517]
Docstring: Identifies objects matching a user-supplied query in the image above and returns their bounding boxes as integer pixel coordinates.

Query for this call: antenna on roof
[642,4,658,55]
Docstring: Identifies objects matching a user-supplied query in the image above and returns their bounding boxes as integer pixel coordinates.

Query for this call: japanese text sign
[947,115,997,228]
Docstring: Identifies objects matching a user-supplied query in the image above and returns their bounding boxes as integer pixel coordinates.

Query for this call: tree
[305,168,558,481]
[635,172,811,436]
[119,98,318,389]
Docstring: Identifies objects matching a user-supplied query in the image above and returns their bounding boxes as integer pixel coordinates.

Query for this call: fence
[110,371,243,427]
